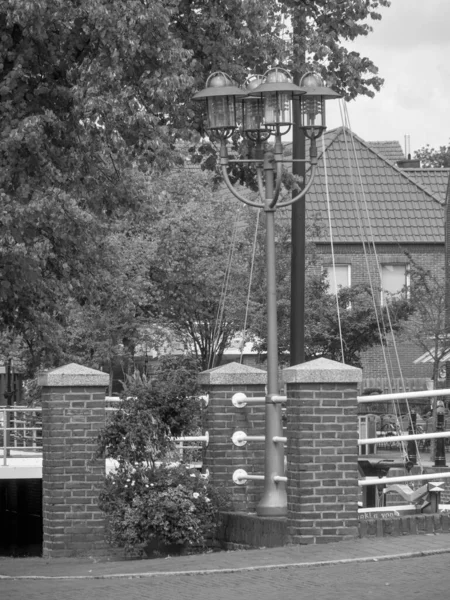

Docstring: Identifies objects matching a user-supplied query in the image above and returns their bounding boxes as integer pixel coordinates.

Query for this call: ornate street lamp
[193,68,338,517]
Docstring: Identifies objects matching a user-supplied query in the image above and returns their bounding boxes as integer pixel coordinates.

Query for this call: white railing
[358,387,450,449]
[358,388,450,403]
[359,430,450,446]
[357,387,450,499]
[1,406,43,466]
[0,403,207,469]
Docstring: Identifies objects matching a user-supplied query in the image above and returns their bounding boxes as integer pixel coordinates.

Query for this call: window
[323,264,351,295]
[380,264,409,304]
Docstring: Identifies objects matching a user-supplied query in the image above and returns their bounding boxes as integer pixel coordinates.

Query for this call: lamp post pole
[257,143,287,516]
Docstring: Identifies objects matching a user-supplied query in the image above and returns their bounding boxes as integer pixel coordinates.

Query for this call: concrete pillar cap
[198,361,267,385]
[283,357,362,383]
[38,363,110,387]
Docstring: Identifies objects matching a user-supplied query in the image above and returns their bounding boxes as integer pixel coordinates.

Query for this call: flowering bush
[98,464,230,556]
[97,365,228,556]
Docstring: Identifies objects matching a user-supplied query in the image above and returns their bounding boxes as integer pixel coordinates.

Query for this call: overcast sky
[326,0,450,155]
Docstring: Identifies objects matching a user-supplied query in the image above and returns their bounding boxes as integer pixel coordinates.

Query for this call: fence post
[435,404,447,467]
[38,363,109,557]
[284,357,361,544]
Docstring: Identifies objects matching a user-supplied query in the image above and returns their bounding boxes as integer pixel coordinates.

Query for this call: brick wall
[39,364,109,558]
[314,243,444,290]
[284,358,361,544]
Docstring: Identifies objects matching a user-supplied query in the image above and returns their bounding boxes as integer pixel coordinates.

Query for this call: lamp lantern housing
[299,72,341,139]
[241,74,266,136]
[248,67,304,132]
[192,72,246,135]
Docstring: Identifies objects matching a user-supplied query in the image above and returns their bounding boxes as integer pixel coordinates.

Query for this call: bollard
[435,404,447,467]
[407,409,417,466]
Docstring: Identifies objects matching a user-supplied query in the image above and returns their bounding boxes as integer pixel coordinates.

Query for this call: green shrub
[98,464,230,556]
[122,360,202,438]
[97,393,174,466]
[97,364,228,556]
[97,366,202,466]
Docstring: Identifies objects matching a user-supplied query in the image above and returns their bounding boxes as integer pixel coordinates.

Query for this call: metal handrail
[1,406,43,466]
[359,430,450,446]
[359,471,450,487]
[1,405,208,468]
[358,387,450,403]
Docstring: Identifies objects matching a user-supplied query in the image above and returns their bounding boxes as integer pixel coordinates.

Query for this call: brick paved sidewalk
[1,533,450,579]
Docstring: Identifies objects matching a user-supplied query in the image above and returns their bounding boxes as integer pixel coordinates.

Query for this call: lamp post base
[256,490,287,517]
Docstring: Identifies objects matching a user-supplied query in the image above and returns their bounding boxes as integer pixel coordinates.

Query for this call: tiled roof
[282,127,446,245]
[400,168,450,204]
[367,140,405,164]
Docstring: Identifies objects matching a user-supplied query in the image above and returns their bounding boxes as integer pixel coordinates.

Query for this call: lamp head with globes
[298,72,341,140]
[245,67,305,138]
[191,72,246,139]
[240,74,271,142]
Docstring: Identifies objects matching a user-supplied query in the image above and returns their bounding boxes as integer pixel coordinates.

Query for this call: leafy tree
[252,270,410,368]
[55,230,158,383]
[1,0,392,374]
[0,224,153,377]
[414,143,450,168]
[304,278,410,367]
[395,260,447,388]
[0,0,286,355]
[141,168,255,370]
[283,0,391,100]
[148,354,202,402]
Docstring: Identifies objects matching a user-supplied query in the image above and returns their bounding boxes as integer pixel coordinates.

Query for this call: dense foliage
[97,367,229,556]
[98,358,202,463]
[252,269,411,368]
[1,0,393,377]
[282,0,391,99]
[414,143,450,168]
[98,464,230,556]
[304,279,411,367]
[394,258,447,386]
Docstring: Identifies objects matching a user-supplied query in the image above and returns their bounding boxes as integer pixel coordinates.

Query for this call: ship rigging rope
[339,107,406,427]
[209,206,241,369]
[240,208,261,364]
[322,133,345,363]
[339,100,423,470]
[338,105,395,389]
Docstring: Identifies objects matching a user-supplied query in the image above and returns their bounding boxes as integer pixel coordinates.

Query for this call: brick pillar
[38,363,109,557]
[284,357,361,544]
[198,362,267,512]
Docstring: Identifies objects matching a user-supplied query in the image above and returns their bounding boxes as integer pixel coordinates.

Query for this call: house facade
[297,127,449,383]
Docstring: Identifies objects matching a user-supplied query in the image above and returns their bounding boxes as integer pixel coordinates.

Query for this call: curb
[2,547,450,580]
